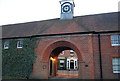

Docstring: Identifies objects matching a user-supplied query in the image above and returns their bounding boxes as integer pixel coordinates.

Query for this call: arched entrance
[49,49,79,79]
[41,40,83,79]
[31,39,95,79]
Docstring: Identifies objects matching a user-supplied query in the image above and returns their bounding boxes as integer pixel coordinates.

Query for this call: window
[60,51,64,55]
[4,40,9,49]
[70,50,74,56]
[70,50,74,53]
[111,35,120,46]
[60,60,65,63]
[60,60,64,68]
[112,57,120,73]
[17,40,23,48]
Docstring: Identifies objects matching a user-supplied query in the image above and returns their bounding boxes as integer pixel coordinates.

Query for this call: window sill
[17,47,23,48]
[113,71,120,73]
[4,48,9,49]
[112,44,120,46]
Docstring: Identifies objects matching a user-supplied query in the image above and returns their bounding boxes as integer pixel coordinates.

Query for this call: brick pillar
[78,61,95,79]
[53,58,57,76]
[30,61,49,79]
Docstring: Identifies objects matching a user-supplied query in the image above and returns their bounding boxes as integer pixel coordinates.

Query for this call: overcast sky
[0,0,119,26]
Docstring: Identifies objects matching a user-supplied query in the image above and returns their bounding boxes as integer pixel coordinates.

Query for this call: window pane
[111,35,120,46]
[112,41,119,44]
[112,57,120,73]
[4,40,9,49]
[113,65,119,70]
[112,57,120,65]
[60,60,64,63]
[70,50,74,55]
[19,40,23,47]
[70,50,74,52]
[111,35,119,40]
[17,40,23,48]
[113,71,120,73]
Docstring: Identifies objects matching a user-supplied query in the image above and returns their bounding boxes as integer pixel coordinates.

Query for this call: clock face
[63,5,70,12]
[61,2,72,13]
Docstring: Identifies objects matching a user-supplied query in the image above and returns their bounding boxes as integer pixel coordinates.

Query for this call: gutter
[1,31,120,40]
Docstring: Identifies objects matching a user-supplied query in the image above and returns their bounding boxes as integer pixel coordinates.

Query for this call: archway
[31,38,95,79]
[49,49,79,79]
[41,40,83,79]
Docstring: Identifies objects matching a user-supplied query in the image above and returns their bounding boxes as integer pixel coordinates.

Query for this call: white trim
[67,58,78,70]
[4,46,9,49]
[113,71,120,73]
[112,57,120,73]
[17,45,23,48]
[58,57,66,59]
[60,60,65,63]
[111,35,120,46]
[60,51,64,55]
[112,44,120,46]
[17,40,23,48]
[74,60,75,69]
[70,50,74,52]
[4,40,9,49]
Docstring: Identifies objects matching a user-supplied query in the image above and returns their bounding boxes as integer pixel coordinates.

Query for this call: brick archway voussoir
[41,39,83,62]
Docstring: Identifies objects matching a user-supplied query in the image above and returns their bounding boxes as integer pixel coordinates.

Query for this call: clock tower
[60,0,75,20]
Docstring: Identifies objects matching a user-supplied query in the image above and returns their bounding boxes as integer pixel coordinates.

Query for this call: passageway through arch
[42,40,82,79]
[49,46,79,79]
[32,40,87,79]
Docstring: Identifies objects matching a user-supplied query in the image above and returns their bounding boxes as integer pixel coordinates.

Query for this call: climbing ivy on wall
[2,38,38,78]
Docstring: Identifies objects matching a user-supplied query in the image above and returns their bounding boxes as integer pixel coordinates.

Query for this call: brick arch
[31,39,85,79]
[41,39,83,62]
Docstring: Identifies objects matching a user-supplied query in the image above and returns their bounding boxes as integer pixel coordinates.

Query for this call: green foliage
[2,38,38,78]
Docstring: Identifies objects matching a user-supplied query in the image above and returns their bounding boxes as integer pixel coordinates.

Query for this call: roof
[2,12,119,39]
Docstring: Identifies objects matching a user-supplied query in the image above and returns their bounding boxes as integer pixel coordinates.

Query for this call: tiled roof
[2,12,119,38]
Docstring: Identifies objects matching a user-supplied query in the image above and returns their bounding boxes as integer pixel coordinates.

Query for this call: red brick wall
[100,34,119,79]
[31,33,119,79]
[58,50,77,57]
[92,34,119,79]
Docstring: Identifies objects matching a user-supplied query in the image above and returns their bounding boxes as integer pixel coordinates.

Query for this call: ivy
[2,38,38,79]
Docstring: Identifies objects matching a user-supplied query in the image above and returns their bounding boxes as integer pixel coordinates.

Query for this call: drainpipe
[98,34,103,79]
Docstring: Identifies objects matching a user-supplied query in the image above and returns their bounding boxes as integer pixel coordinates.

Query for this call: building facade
[57,50,78,70]
[1,12,120,79]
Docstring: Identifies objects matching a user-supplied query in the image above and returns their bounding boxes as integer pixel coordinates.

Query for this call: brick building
[2,12,119,79]
[1,0,120,79]
[57,50,78,70]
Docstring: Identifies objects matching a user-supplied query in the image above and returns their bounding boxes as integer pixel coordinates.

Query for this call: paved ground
[50,70,79,79]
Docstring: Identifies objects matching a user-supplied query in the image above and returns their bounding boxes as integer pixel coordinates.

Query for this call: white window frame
[4,40,9,49]
[60,51,64,55]
[60,60,65,63]
[111,35,120,46]
[70,50,74,56]
[70,50,74,53]
[112,57,120,73]
[17,40,23,48]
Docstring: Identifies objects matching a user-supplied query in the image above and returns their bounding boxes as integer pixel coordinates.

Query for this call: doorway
[70,60,74,69]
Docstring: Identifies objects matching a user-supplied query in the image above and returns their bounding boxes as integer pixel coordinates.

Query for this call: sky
[0,0,119,26]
